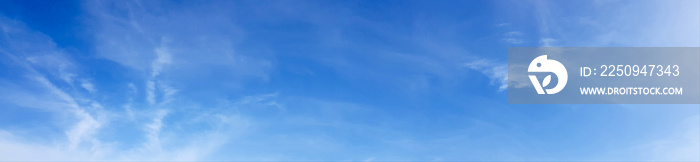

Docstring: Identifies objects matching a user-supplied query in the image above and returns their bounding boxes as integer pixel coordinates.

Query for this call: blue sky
[0,0,698,160]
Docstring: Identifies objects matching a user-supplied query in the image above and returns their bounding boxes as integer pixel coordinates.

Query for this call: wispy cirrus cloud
[502,38,524,44]
[502,31,525,44]
[529,0,699,47]
[0,16,106,159]
[0,12,256,160]
[464,59,508,91]
[1,0,698,161]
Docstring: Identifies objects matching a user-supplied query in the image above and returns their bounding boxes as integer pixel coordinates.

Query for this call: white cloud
[142,109,168,154]
[81,80,97,93]
[533,0,558,39]
[32,75,104,151]
[66,108,102,149]
[651,115,700,160]
[146,80,156,105]
[0,58,107,159]
[539,38,556,47]
[531,0,699,47]
[502,38,524,44]
[506,64,532,89]
[0,68,258,161]
[145,80,179,106]
[625,115,700,161]
[464,59,508,91]
[4,0,694,160]
[20,46,78,84]
[0,14,189,161]
[235,93,284,110]
[0,131,98,160]
[501,31,525,44]
[495,23,511,27]
[504,31,523,36]
[86,0,273,81]
[151,41,172,78]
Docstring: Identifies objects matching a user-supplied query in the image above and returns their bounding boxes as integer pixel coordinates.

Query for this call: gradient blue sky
[0,0,698,161]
